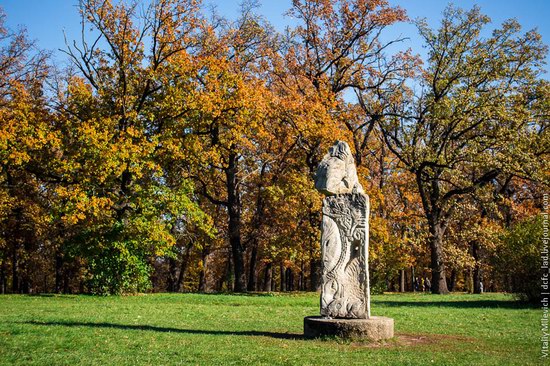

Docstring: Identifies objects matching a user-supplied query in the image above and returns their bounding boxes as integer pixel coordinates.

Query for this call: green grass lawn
[0,292,542,365]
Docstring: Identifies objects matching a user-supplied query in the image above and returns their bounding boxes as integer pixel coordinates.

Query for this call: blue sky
[1,0,549,74]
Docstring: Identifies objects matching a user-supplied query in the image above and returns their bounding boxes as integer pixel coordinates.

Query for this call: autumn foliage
[0,1,547,297]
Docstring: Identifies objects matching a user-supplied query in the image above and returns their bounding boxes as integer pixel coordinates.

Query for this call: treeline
[0,0,548,299]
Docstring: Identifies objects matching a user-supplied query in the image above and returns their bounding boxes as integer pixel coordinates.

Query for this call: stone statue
[304,140,393,340]
[314,141,370,319]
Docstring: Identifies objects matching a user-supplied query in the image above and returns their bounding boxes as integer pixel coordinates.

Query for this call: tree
[1,1,547,296]
[179,5,286,292]
[51,0,213,294]
[495,215,544,303]
[379,5,548,293]
[0,7,51,293]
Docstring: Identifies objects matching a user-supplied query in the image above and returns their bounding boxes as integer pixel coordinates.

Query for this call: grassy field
[0,292,542,365]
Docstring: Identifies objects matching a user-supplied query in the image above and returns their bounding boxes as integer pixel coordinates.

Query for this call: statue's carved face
[315,156,348,195]
[315,141,362,195]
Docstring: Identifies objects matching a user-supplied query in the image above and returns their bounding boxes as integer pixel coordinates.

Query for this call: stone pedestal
[304,316,394,341]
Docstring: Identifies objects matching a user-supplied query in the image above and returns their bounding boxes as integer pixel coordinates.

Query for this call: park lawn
[0,292,541,365]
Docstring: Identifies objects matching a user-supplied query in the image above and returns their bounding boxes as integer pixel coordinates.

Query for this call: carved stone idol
[304,141,393,340]
[314,141,370,319]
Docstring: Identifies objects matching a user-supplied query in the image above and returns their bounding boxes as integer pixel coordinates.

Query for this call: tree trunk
[466,269,474,293]
[0,259,5,294]
[428,219,450,294]
[448,269,457,292]
[399,269,405,292]
[198,270,206,292]
[6,205,26,294]
[21,275,29,294]
[225,250,233,291]
[306,193,321,292]
[42,273,48,293]
[226,151,246,292]
[11,238,19,293]
[63,267,71,294]
[167,257,177,292]
[263,262,272,292]
[247,239,258,291]
[299,260,305,291]
[55,251,63,293]
[411,266,416,292]
[472,241,483,294]
[198,246,209,292]
[175,242,193,292]
[416,170,449,294]
[309,258,321,291]
[286,267,293,291]
[280,263,285,292]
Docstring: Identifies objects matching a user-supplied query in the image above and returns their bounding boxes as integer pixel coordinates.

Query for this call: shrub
[495,215,543,303]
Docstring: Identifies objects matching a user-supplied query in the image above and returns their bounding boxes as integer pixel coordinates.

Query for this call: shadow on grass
[374,299,534,309]
[23,320,305,340]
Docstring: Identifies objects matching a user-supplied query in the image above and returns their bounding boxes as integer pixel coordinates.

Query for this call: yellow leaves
[54,185,113,225]
[0,83,63,169]
[7,150,30,166]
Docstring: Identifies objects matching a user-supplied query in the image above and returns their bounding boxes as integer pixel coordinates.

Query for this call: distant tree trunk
[399,269,405,292]
[299,260,305,291]
[55,251,63,293]
[263,262,272,292]
[21,274,29,294]
[42,273,47,293]
[226,151,246,292]
[198,269,206,292]
[175,242,193,292]
[472,241,483,294]
[415,171,450,295]
[63,266,72,294]
[280,263,285,292]
[247,239,258,292]
[428,216,450,294]
[198,246,209,292]
[286,267,293,291]
[0,259,6,294]
[306,186,321,292]
[309,258,321,291]
[11,240,19,293]
[6,206,25,294]
[167,256,177,292]
[247,163,269,293]
[225,250,233,291]
[448,269,457,292]
[411,266,415,292]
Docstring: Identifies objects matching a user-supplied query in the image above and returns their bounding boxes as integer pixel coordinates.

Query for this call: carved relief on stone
[320,193,369,318]
[315,140,370,319]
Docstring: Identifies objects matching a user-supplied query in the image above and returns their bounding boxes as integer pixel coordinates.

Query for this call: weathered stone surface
[304,316,394,341]
[305,140,393,341]
[314,141,370,319]
[320,193,369,318]
[315,140,364,195]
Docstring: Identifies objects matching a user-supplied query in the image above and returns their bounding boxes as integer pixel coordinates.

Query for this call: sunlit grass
[0,292,540,365]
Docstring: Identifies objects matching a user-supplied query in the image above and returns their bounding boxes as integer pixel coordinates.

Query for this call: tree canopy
[0,0,547,298]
